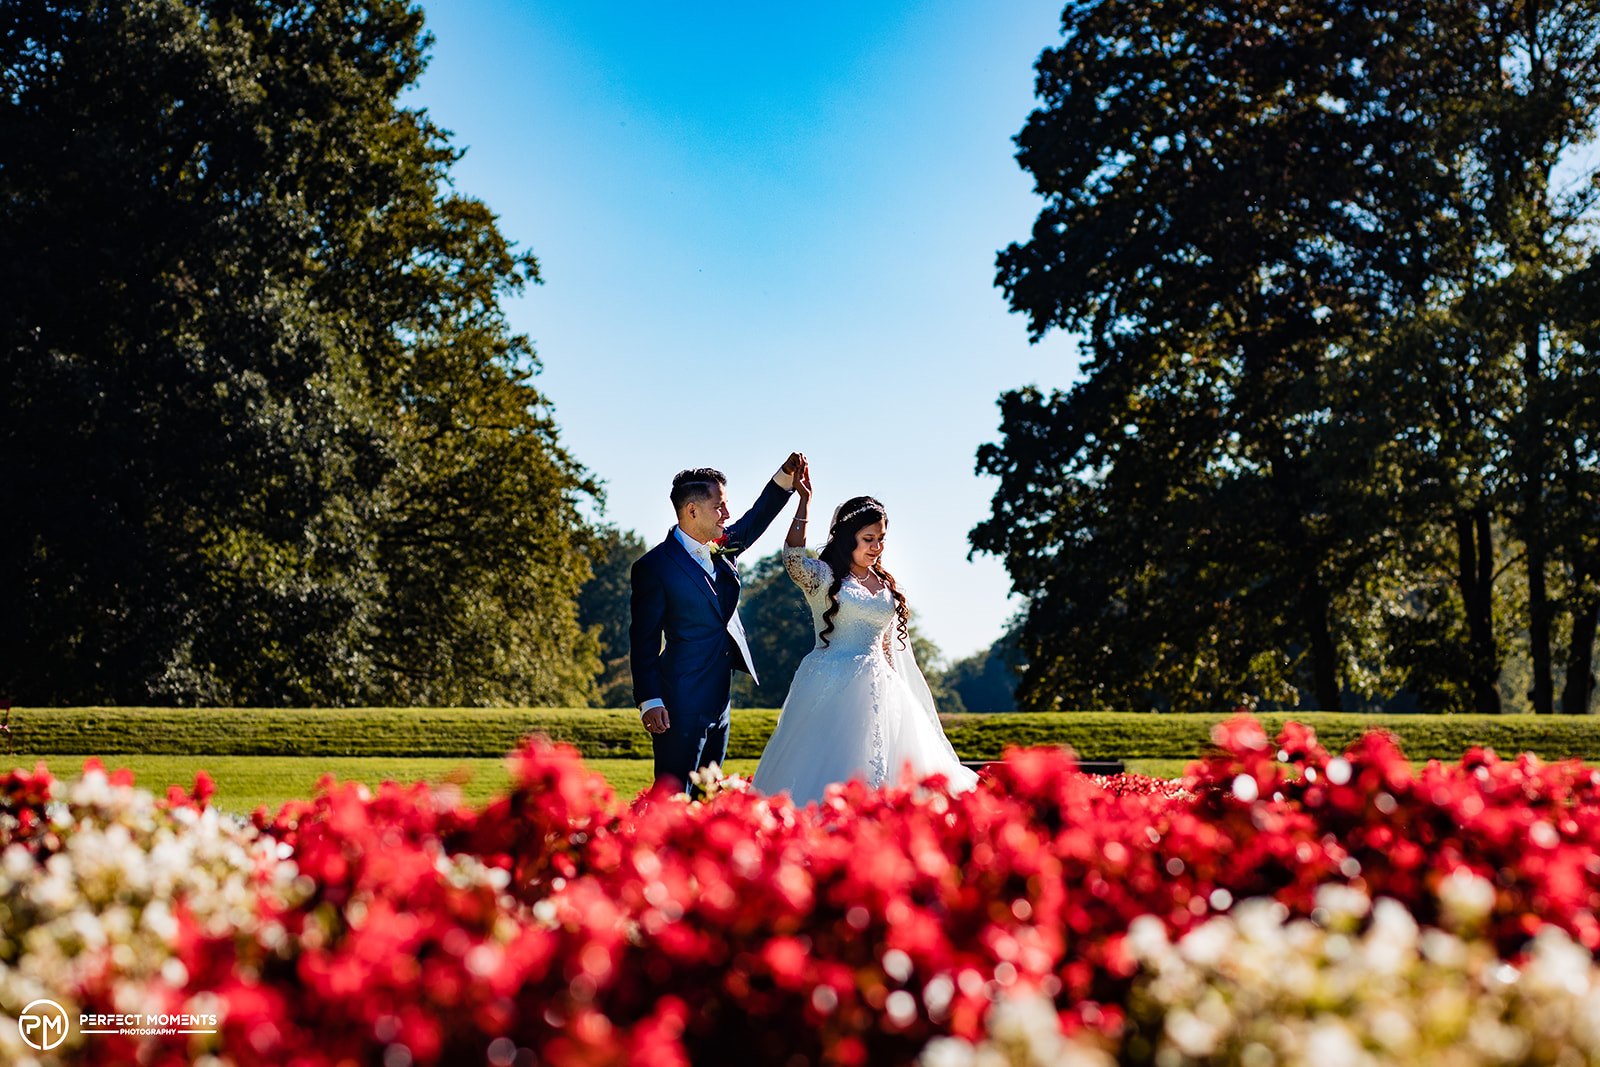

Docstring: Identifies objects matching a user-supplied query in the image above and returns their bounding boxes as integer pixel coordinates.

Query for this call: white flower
[1119,885,1600,1067]
[1166,1008,1223,1057]
[1523,926,1593,998]
[918,1037,976,1067]
[1176,916,1236,969]
[1438,869,1496,931]
[1232,898,1289,944]
[1303,1019,1367,1067]
[1127,914,1173,965]
[917,992,1115,1067]
[1367,1006,1416,1051]
[1312,883,1372,929]
[1362,899,1419,975]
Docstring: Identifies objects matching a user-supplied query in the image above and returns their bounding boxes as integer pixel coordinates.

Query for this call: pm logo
[18,999,70,1051]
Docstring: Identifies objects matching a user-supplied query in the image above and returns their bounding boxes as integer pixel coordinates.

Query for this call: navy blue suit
[629,479,793,789]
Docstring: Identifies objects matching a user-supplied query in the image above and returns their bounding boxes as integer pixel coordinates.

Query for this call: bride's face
[852,521,887,572]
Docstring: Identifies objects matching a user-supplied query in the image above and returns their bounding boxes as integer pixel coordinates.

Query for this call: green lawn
[15,705,1593,816]
[12,708,1600,763]
[26,755,758,814]
[26,754,1191,815]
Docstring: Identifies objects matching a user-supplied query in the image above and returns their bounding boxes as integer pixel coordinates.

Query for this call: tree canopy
[2,0,600,705]
[979,0,1600,713]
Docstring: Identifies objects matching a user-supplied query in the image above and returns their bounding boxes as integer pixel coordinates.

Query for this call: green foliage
[14,707,1600,766]
[579,527,649,707]
[982,0,1600,714]
[945,624,1023,713]
[1,1,599,705]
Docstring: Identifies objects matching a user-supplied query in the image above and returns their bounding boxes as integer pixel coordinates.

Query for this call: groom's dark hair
[670,467,726,513]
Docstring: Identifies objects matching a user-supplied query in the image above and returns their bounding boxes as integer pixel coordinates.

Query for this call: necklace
[850,568,876,582]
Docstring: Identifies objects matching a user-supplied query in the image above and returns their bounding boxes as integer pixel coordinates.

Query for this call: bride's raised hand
[786,459,812,548]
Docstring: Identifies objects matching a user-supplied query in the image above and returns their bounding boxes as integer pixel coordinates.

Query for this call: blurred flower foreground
[4,716,1600,1066]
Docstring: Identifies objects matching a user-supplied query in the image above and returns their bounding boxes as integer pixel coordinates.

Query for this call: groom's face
[682,484,730,543]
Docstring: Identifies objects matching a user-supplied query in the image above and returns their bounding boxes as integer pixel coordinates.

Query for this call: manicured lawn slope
[14,706,1595,815]
[12,707,1600,761]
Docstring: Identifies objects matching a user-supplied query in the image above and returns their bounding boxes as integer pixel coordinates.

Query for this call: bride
[751,463,979,805]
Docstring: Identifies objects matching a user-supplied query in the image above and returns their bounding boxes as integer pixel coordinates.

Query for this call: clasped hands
[783,451,812,501]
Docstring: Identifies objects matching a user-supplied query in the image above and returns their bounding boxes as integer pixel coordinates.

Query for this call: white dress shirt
[675,525,716,575]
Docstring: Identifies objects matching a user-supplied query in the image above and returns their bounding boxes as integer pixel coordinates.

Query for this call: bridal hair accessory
[830,498,885,530]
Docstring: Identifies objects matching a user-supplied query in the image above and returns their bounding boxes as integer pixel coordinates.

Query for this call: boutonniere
[709,535,743,558]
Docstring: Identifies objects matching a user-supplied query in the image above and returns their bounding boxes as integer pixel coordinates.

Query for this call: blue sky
[407,1,1082,661]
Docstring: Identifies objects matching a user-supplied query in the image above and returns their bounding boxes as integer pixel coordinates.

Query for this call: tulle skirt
[751,645,979,806]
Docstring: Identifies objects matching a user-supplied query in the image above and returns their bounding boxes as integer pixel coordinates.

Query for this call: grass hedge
[9,708,1600,763]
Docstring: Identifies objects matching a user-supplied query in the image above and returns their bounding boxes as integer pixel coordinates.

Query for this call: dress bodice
[783,547,894,656]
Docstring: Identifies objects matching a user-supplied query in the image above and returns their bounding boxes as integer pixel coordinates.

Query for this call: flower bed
[3,716,1600,1065]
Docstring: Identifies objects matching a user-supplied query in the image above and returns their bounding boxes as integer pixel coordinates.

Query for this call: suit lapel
[663,529,722,612]
[714,556,740,616]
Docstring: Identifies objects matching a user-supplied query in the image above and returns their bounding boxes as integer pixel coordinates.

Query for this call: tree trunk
[1306,582,1342,711]
[1455,507,1502,714]
[1561,590,1599,715]
[1523,322,1555,714]
[1527,543,1554,712]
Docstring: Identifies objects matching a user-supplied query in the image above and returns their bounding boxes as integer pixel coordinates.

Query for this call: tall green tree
[1,0,599,705]
[982,0,1431,711]
[1550,258,1600,714]
[1466,1,1600,713]
[980,0,1600,713]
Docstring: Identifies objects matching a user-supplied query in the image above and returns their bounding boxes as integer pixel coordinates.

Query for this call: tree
[1,1,600,705]
[578,527,649,707]
[1469,2,1600,713]
[1549,258,1600,714]
[981,0,1600,713]
[945,624,1024,713]
[983,0,1437,711]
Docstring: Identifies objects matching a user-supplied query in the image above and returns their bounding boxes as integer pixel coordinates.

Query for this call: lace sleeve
[783,546,830,598]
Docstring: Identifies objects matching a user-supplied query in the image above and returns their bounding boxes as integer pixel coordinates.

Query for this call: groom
[630,454,805,792]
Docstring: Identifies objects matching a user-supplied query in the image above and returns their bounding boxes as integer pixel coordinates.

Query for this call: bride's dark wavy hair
[817,495,910,651]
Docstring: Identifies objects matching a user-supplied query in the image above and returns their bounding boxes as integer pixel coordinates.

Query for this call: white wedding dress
[751,547,979,805]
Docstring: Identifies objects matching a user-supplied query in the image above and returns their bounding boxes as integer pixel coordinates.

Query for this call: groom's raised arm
[629,556,667,712]
[723,454,801,553]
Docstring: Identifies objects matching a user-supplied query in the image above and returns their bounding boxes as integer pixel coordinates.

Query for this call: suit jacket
[629,479,793,725]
